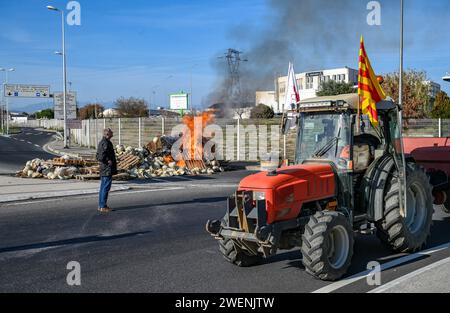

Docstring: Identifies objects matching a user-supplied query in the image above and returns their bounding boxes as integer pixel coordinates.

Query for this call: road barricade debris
[16,135,225,181]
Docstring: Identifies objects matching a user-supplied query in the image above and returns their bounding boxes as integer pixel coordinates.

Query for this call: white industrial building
[10,112,28,123]
[256,67,359,114]
[424,80,441,98]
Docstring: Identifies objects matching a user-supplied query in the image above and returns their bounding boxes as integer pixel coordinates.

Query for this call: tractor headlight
[253,191,266,201]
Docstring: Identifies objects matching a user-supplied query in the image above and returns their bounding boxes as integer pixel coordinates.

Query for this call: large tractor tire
[376,164,434,252]
[443,191,450,214]
[218,238,261,267]
[301,211,354,281]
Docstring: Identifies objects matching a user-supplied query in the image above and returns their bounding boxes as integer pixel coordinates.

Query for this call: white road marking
[2,187,185,206]
[20,139,24,142]
[368,256,450,293]
[111,187,185,196]
[312,241,450,293]
[27,141,33,145]
[34,144,40,148]
[2,198,61,206]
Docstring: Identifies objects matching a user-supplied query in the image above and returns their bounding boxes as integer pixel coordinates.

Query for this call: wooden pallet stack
[185,160,207,170]
[117,154,141,170]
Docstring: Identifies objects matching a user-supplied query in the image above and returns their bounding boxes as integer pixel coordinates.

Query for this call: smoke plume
[208,0,450,108]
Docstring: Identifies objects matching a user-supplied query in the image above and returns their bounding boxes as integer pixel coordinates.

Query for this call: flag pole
[356,36,362,135]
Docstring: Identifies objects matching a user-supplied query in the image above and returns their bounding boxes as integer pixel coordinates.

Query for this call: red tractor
[206,94,435,281]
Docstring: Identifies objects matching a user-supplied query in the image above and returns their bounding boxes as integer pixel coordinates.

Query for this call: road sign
[170,93,189,110]
[54,92,77,120]
[66,119,82,129]
[4,84,51,98]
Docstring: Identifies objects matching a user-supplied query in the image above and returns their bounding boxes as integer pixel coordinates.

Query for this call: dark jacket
[96,137,117,177]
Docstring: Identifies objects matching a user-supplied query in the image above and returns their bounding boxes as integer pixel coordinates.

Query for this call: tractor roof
[298,93,397,111]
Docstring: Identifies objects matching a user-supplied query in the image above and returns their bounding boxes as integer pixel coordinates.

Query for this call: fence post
[87,119,91,148]
[103,118,106,130]
[237,119,240,161]
[138,117,142,148]
[283,134,287,160]
[118,118,122,145]
[439,118,442,138]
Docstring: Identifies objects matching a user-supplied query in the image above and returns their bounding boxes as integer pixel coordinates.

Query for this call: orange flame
[182,112,215,160]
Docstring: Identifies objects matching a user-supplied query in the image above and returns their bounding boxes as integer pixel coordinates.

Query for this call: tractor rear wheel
[218,238,261,267]
[301,211,354,281]
[376,164,434,252]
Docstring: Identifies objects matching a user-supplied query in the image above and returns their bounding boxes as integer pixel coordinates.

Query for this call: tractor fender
[361,154,396,222]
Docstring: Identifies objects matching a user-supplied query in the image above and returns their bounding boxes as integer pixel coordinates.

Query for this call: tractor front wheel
[301,211,354,281]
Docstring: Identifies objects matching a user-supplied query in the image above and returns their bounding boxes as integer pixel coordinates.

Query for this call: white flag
[283,62,300,112]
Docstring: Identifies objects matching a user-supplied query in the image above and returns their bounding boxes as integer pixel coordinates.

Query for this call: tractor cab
[283,93,406,220]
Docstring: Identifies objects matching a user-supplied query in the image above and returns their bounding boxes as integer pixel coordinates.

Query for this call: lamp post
[47,5,69,148]
[398,0,408,216]
[0,68,15,135]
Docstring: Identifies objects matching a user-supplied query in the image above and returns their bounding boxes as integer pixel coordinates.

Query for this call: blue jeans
[99,176,113,208]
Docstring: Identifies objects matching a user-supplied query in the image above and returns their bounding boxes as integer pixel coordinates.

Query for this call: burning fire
[181,112,215,161]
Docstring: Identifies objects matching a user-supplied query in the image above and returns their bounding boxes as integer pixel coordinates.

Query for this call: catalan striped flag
[358,35,386,127]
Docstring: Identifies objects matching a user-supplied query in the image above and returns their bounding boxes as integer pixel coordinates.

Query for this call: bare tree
[115,97,149,117]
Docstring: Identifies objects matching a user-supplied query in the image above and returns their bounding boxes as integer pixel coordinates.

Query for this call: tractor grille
[226,191,267,234]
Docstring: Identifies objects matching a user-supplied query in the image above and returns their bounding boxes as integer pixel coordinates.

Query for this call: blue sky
[1,0,449,112]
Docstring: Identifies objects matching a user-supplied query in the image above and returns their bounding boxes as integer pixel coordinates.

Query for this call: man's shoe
[98,207,112,213]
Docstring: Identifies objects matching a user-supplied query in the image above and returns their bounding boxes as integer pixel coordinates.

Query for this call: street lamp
[398,0,408,216]
[47,5,69,148]
[0,67,15,135]
[443,73,450,82]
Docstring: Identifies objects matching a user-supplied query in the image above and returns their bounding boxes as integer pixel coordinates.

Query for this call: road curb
[43,139,80,158]
[0,185,130,204]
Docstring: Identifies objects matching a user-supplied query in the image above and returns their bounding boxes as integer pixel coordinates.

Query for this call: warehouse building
[256,67,359,114]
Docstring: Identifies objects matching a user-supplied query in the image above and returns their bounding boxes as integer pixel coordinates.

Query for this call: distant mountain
[11,102,52,114]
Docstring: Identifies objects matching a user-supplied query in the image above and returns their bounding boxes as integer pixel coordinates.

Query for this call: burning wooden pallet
[117,154,141,170]
[184,160,207,170]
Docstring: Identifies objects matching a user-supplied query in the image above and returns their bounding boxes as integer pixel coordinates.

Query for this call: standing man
[97,128,117,213]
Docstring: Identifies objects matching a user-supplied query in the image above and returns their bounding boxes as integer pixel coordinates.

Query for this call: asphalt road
[0,128,56,174]
[1,169,450,293]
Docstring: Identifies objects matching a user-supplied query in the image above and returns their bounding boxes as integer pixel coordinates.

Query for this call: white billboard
[4,84,50,98]
[170,93,189,110]
[54,92,77,120]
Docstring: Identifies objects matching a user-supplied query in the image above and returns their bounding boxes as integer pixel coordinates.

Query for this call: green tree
[251,104,275,119]
[316,80,357,97]
[79,103,105,120]
[382,70,430,118]
[115,97,149,117]
[36,109,54,119]
[431,91,450,119]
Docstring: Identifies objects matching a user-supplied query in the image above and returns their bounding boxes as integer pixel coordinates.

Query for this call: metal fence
[11,118,450,161]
